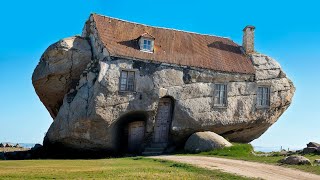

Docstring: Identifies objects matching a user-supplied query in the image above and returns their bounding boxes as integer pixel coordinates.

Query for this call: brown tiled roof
[92,14,255,74]
[140,32,155,39]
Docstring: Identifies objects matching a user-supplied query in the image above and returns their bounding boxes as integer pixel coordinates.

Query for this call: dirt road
[151,155,320,180]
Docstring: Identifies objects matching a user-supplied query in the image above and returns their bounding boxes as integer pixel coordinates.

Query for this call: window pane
[214,84,227,106]
[120,84,126,91]
[120,70,135,92]
[257,87,270,107]
[120,71,128,91]
[121,79,127,85]
[128,72,135,88]
[121,71,127,78]
[214,84,220,105]
[220,90,224,104]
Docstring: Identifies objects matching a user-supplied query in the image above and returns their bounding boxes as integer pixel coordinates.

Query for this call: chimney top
[242,25,255,54]
[243,25,255,31]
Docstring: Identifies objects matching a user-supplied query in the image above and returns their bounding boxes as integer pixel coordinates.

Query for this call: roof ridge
[91,13,232,41]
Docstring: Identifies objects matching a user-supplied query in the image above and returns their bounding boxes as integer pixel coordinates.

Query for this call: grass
[179,143,320,175]
[0,157,252,179]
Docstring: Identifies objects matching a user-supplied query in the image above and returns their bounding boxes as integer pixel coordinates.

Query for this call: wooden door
[128,121,145,152]
[154,98,173,143]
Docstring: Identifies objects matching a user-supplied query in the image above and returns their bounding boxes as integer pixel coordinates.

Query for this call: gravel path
[150,155,320,180]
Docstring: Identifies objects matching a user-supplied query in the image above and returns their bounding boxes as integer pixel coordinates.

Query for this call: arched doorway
[128,121,145,152]
[114,111,148,153]
[153,97,174,144]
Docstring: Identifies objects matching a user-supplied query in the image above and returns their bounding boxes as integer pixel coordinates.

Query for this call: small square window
[214,84,227,107]
[257,86,271,108]
[119,70,135,92]
[140,38,153,52]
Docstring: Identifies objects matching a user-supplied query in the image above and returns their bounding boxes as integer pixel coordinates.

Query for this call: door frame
[153,97,174,144]
[128,121,145,153]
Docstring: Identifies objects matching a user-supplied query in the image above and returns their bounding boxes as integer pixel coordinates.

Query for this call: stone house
[32,13,295,154]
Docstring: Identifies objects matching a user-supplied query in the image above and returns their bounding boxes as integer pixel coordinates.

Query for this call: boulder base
[184,131,232,153]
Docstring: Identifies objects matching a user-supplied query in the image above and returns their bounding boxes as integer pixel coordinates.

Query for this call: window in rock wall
[257,86,271,108]
[119,70,136,92]
[214,84,227,107]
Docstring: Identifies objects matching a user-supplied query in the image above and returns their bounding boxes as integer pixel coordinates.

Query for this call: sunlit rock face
[32,36,92,118]
[32,15,295,153]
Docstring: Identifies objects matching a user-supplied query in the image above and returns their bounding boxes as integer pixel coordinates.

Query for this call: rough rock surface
[184,131,232,153]
[280,155,311,165]
[314,159,320,166]
[33,17,295,152]
[303,147,317,154]
[32,36,92,118]
[307,142,320,148]
[39,52,294,151]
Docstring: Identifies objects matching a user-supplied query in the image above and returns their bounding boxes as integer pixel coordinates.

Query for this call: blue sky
[0,0,319,149]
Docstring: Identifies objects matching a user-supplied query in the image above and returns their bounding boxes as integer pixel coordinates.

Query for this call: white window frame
[119,69,136,92]
[139,38,154,53]
[214,84,228,107]
[256,86,271,108]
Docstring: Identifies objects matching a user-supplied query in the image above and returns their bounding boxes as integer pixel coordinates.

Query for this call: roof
[140,32,155,39]
[91,14,255,74]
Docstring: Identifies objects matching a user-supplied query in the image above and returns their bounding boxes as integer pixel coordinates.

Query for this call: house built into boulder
[32,13,295,155]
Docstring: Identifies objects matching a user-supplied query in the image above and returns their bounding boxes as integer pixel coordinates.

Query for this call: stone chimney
[242,25,255,54]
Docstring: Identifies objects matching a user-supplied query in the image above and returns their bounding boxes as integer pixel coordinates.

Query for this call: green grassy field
[0,157,251,179]
[180,143,320,175]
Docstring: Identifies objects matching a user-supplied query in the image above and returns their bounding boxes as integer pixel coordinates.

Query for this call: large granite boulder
[33,20,294,153]
[32,36,92,118]
[280,155,311,165]
[184,131,232,153]
[37,50,294,152]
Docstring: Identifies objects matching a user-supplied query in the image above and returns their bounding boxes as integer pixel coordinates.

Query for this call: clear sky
[0,0,319,150]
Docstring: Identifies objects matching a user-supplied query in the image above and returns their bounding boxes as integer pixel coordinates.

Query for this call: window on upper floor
[257,86,270,108]
[142,39,152,51]
[119,70,135,92]
[214,84,227,107]
[139,33,155,53]
[139,38,154,52]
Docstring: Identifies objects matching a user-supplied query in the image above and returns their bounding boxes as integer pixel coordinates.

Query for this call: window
[139,38,154,52]
[120,70,135,92]
[214,84,227,107]
[143,39,152,51]
[257,86,270,108]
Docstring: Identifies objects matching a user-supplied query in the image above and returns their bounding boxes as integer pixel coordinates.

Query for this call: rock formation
[184,131,232,153]
[32,14,295,153]
[280,155,311,165]
[32,36,92,118]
